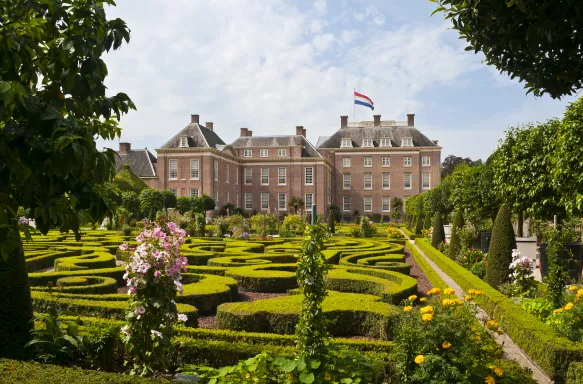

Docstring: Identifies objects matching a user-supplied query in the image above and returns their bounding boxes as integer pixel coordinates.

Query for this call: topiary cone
[449,210,464,259]
[415,214,424,234]
[431,213,445,248]
[423,214,432,230]
[485,206,516,288]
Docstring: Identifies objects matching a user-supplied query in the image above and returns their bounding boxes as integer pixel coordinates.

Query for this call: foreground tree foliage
[433,0,583,98]
[0,0,134,358]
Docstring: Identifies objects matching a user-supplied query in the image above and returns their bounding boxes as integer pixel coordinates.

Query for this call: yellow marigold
[454,299,463,305]
[444,288,456,296]
[494,367,504,377]
[420,306,434,314]
[569,285,578,292]
[427,288,442,295]
[485,376,495,384]
[465,295,473,301]
[422,313,434,322]
[442,341,452,349]
[554,308,565,314]
[577,289,583,297]
[414,355,425,364]
[404,306,413,313]
[474,290,484,296]
[420,297,427,302]
[324,372,331,380]
[442,298,454,306]
[468,289,476,295]
[474,335,481,342]
[408,295,418,301]
[486,320,499,330]
[565,302,575,311]
[245,373,251,379]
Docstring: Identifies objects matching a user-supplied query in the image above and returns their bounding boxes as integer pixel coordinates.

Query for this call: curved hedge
[54,252,117,271]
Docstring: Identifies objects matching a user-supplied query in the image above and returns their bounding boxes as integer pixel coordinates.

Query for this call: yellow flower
[427,288,442,295]
[474,290,484,296]
[442,341,452,349]
[442,298,454,306]
[474,335,481,342]
[468,289,476,295]
[408,295,418,301]
[485,376,495,384]
[414,355,425,364]
[324,372,331,380]
[420,297,427,302]
[245,373,251,379]
[420,306,434,314]
[569,285,578,292]
[404,306,413,313]
[454,299,463,305]
[565,302,575,311]
[554,308,565,314]
[577,289,583,297]
[494,367,504,377]
[486,320,499,330]
[422,313,434,322]
[444,288,456,296]
[465,295,473,301]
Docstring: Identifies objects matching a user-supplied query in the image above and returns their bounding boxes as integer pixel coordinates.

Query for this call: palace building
[115,113,441,219]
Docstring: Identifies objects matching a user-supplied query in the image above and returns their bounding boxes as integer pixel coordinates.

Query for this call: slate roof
[114,150,157,178]
[160,123,226,149]
[317,126,438,148]
[230,135,322,157]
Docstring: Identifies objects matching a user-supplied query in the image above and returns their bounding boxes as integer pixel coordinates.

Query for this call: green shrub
[422,213,431,230]
[449,210,464,259]
[485,206,516,288]
[470,260,486,279]
[54,253,116,272]
[415,214,423,235]
[430,213,445,248]
[327,210,335,234]
[567,362,583,384]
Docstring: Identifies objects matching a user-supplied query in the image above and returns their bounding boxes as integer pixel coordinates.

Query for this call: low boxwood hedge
[31,276,118,295]
[404,241,448,291]
[567,362,583,384]
[54,252,117,271]
[401,227,416,240]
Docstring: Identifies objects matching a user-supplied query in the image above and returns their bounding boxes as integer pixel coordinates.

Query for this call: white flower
[177,313,188,322]
[151,329,163,338]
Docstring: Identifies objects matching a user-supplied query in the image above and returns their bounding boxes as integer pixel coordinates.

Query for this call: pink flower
[135,305,146,315]
[154,270,162,278]
[167,222,177,231]
[128,286,136,295]
[119,243,129,251]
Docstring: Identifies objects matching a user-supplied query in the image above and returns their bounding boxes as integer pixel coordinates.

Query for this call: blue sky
[99,0,576,161]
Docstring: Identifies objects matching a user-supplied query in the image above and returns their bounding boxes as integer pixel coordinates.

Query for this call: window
[362,138,373,147]
[278,193,286,210]
[214,160,219,182]
[260,149,268,157]
[403,156,412,167]
[278,167,286,185]
[343,157,351,167]
[226,191,230,203]
[305,167,313,185]
[305,193,313,209]
[382,173,390,189]
[379,138,391,147]
[382,197,390,211]
[261,193,269,209]
[364,196,372,212]
[328,194,331,205]
[261,168,269,185]
[343,173,351,189]
[402,138,413,147]
[341,138,352,148]
[244,168,252,185]
[364,157,372,167]
[244,149,252,157]
[364,173,372,189]
[278,149,286,157]
[382,157,390,167]
[169,188,177,196]
[422,173,431,189]
[190,159,199,179]
[343,196,351,212]
[213,189,219,207]
[226,164,230,183]
[404,172,412,189]
[179,136,188,147]
[422,156,431,166]
[235,167,239,185]
[236,192,240,207]
[169,159,177,179]
[245,193,253,209]
[190,188,199,197]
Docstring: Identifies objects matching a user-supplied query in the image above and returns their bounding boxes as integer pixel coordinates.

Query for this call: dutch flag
[354,91,374,111]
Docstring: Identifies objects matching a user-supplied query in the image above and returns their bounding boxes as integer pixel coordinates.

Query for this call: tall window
[364,173,372,189]
[364,157,372,167]
[403,156,412,167]
[260,149,268,157]
[305,193,313,209]
[343,157,351,167]
[343,196,351,211]
[213,189,219,206]
[422,173,431,189]
[401,138,413,147]
[244,168,252,185]
[226,191,230,203]
[382,197,390,211]
[278,193,286,210]
[245,193,253,209]
[261,168,269,185]
[278,167,286,185]
[226,164,230,183]
[382,173,390,189]
[244,149,252,157]
[179,136,188,147]
[214,160,219,181]
[422,156,431,166]
[169,188,177,196]
[382,157,390,167]
[404,172,412,189]
[169,159,177,179]
[364,196,372,211]
[235,167,239,185]
[190,188,199,197]
[278,149,286,157]
[341,138,352,148]
[236,192,240,207]
[305,167,313,185]
[362,138,373,147]
[261,193,269,209]
[190,159,199,179]
[379,138,391,147]
[343,173,351,189]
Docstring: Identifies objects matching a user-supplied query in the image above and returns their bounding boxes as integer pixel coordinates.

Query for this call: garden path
[404,235,552,384]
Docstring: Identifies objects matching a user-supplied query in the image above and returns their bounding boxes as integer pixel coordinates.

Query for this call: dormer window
[179,136,188,148]
[362,138,373,147]
[379,138,392,147]
[341,138,352,148]
[401,138,413,147]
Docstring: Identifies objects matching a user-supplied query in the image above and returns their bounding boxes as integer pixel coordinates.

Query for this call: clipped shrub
[449,210,464,259]
[327,211,335,234]
[415,214,424,235]
[485,206,516,288]
[422,213,432,230]
[431,213,445,248]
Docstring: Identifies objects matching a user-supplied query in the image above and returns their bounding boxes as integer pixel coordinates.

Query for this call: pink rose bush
[119,222,188,375]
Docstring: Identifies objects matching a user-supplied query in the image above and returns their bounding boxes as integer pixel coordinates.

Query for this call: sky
[98,0,577,162]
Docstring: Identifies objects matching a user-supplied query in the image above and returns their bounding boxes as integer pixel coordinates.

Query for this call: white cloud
[352,12,364,21]
[314,0,327,13]
[312,33,335,51]
[340,30,358,44]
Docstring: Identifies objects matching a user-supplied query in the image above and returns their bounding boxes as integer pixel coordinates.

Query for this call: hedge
[401,227,416,240]
[54,252,117,271]
[404,241,448,292]
[225,264,298,292]
[567,362,583,384]
[28,267,126,286]
[179,273,238,314]
[31,276,118,295]
[415,239,583,382]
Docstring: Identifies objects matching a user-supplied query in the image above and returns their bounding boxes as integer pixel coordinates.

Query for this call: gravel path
[404,248,433,295]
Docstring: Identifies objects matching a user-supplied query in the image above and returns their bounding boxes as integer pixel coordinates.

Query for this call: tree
[431,213,445,248]
[121,191,141,219]
[391,197,404,222]
[423,213,432,231]
[432,1,583,98]
[485,206,517,288]
[449,210,464,259]
[162,190,177,212]
[0,0,134,359]
[327,210,335,234]
[139,189,164,220]
[288,197,304,214]
[440,154,479,179]
[328,204,342,223]
[176,196,192,215]
[113,164,149,194]
[414,197,424,234]
[200,194,216,212]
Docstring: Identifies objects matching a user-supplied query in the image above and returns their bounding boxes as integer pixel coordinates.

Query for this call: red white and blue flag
[354,91,374,111]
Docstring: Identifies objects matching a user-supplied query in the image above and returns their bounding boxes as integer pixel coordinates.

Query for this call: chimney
[247,130,253,137]
[302,128,306,137]
[191,114,200,124]
[296,126,304,135]
[407,113,415,127]
[240,128,248,137]
[205,122,214,131]
[373,115,381,127]
[119,142,131,155]
[341,115,348,129]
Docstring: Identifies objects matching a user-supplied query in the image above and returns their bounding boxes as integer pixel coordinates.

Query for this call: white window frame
[364,196,372,212]
[382,173,390,190]
[189,188,199,197]
[261,192,269,210]
[226,164,230,183]
[244,149,252,157]
[214,160,219,182]
[213,189,219,207]
[382,157,390,167]
[343,196,351,212]
[278,148,286,157]
[341,138,352,148]
[402,138,413,147]
[379,138,391,147]
[364,172,372,190]
[404,172,412,190]
[278,167,286,185]
[226,191,230,203]
[382,197,390,212]
[343,157,351,167]
[169,159,178,180]
[244,168,253,185]
[236,192,240,207]
[235,167,239,185]
[245,193,253,209]
[278,193,286,210]
[343,173,351,190]
[422,173,431,189]
[190,159,199,179]
[169,188,177,196]
[179,136,188,148]
[260,149,268,157]
[305,167,313,185]
[305,193,313,209]
[261,168,269,185]
[362,138,373,147]
[422,156,431,166]
[364,157,372,167]
[403,156,412,167]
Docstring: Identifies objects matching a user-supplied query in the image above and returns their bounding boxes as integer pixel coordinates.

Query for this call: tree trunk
[517,211,524,237]
[0,229,33,359]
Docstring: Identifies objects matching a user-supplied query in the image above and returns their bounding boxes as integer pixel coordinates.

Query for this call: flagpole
[353,88,355,124]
